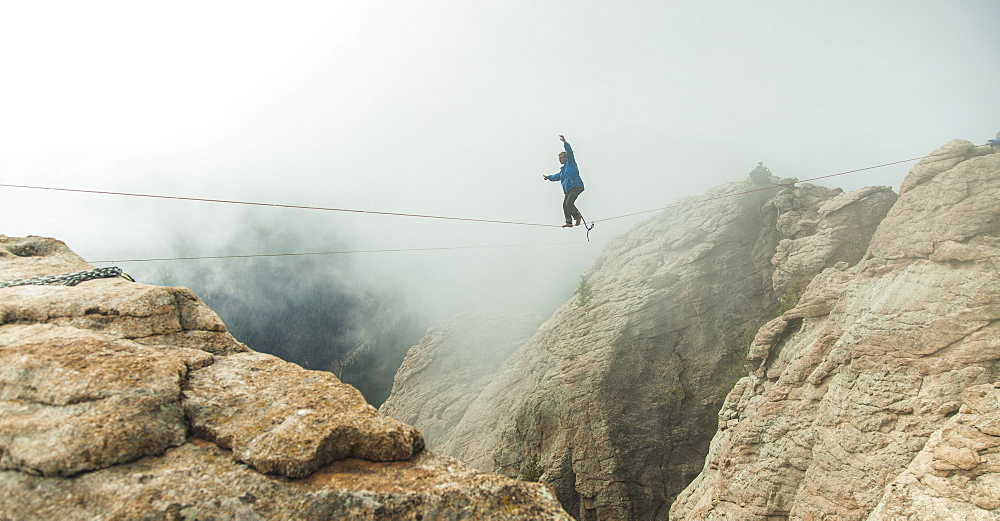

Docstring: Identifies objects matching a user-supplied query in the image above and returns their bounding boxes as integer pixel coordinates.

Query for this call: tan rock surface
[384,168,896,519]
[771,185,897,296]
[0,324,211,476]
[0,235,571,520]
[1,237,245,355]
[865,383,1000,520]
[671,140,1000,520]
[185,350,424,478]
[380,311,544,450]
[1,440,569,521]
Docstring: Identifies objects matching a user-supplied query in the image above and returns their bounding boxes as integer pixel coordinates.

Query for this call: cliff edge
[0,236,571,520]
[383,159,900,519]
[672,139,1000,520]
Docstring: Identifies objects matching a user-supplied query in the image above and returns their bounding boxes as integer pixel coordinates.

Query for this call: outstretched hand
[559,135,566,143]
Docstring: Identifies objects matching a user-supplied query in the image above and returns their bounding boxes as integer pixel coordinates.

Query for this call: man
[542,135,585,228]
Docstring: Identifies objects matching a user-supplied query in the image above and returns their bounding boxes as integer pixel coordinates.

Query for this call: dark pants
[563,186,584,224]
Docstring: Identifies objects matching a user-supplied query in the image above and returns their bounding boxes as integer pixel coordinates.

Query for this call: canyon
[383,139,1000,520]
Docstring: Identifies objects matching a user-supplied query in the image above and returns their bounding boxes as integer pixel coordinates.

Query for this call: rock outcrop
[671,140,1000,519]
[868,383,1000,520]
[0,235,571,520]
[380,312,544,451]
[382,164,898,518]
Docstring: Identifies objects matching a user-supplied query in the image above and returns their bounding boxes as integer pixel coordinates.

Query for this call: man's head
[558,151,567,164]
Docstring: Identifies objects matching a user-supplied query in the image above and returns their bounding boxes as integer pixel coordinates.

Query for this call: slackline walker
[540,135,595,240]
[0,266,135,289]
[542,135,588,230]
[0,153,929,248]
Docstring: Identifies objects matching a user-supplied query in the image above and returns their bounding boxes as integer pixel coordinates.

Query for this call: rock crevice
[382,164,900,519]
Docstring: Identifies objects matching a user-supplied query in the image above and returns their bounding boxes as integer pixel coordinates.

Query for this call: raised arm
[560,135,574,162]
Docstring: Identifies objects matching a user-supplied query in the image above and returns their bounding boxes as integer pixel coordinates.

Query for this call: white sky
[2,1,998,320]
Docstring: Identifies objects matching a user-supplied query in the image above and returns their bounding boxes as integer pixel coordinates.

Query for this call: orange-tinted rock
[0,235,571,520]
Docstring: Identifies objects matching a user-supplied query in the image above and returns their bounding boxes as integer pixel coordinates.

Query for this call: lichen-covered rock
[670,140,1000,520]
[0,324,211,476]
[0,235,572,520]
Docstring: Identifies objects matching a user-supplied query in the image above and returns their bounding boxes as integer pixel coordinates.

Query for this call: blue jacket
[546,141,585,194]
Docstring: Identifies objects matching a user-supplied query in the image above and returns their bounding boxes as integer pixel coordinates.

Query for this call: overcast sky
[2,1,998,320]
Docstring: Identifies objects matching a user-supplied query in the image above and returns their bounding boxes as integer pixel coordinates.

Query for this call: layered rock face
[671,140,1000,519]
[0,236,571,520]
[382,165,897,519]
[380,312,545,451]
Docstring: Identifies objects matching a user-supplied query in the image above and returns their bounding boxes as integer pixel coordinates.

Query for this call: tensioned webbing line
[88,242,585,264]
[0,182,562,228]
[589,156,927,224]
[1,154,927,254]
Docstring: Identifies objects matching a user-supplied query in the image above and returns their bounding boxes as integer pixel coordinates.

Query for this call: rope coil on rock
[0,266,134,289]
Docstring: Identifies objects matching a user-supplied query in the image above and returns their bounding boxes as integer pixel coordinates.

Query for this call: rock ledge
[0,235,571,520]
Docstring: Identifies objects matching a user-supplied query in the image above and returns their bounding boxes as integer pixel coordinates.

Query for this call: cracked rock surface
[0,325,210,476]
[382,165,897,519]
[379,312,545,451]
[671,140,1000,520]
[185,351,425,478]
[0,235,571,520]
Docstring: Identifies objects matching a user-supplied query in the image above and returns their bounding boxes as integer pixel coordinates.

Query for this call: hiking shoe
[574,216,583,226]
[562,223,574,228]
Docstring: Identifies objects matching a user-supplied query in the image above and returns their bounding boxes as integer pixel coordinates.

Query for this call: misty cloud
[139,212,425,406]
[2,2,998,401]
